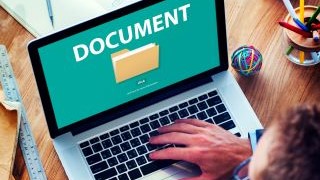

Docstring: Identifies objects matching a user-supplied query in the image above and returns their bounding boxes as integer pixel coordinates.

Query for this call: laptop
[28,0,263,179]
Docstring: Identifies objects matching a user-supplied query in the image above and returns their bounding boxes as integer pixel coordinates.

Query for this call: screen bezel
[28,0,228,138]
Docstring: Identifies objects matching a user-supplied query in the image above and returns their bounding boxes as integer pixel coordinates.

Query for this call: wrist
[238,138,252,160]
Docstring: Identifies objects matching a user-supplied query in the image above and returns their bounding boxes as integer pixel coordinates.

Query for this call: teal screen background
[38,0,220,128]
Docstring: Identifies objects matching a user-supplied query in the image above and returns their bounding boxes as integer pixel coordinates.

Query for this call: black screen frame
[28,0,229,138]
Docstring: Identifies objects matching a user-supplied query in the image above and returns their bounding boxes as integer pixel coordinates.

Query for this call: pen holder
[283,6,320,66]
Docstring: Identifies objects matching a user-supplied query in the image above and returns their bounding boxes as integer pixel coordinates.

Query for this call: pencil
[46,0,54,27]
[299,0,305,64]
[313,30,320,42]
[299,51,304,64]
[283,0,299,19]
[306,6,320,28]
[293,18,310,31]
[279,21,312,37]
[311,24,320,30]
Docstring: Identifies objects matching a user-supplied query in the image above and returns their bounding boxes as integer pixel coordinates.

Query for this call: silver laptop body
[28,0,262,179]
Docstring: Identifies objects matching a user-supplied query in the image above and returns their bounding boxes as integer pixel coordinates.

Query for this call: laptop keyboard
[79,90,240,180]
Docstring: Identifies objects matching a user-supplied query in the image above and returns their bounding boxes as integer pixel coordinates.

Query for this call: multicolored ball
[231,45,263,76]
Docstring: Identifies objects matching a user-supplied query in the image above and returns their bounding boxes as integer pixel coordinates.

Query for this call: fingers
[149,132,195,146]
[158,122,204,134]
[149,147,196,163]
[175,119,212,128]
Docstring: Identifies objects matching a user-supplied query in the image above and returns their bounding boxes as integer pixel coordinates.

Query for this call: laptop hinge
[71,76,213,136]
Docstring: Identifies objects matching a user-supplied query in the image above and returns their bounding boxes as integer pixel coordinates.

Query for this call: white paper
[0,0,141,37]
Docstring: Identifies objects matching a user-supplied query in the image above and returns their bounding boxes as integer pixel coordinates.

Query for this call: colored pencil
[293,18,309,31]
[279,21,312,37]
[286,46,294,55]
[311,24,320,30]
[283,0,299,19]
[313,30,320,42]
[306,6,320,28]
[299,0,305,64]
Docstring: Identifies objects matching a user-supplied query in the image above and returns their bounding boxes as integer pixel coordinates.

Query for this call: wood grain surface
[0,0,319,179]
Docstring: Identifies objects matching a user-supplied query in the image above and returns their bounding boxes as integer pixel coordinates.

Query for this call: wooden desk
[0,0,319,179]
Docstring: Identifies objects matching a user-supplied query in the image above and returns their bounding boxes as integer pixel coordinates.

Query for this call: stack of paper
[0,0,141,37]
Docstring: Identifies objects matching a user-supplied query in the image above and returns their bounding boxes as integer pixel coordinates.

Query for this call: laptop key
[121,131,132,141]
[99,133,109,140]
[130,138,141,148]
[188,115,197,119]
[120,142,131,152]
[159,110,169,116]
[234,132,241,137]
[92,143,103,153]
[90,161,108,174]
[208,90,218,97]
[139,118,149,125]
[116,164,127,174]
[145,153,152,162]
[141,124,151,133]
[102,139,112,149]
[169,113,179,122]
[140,160,177,176]
[178,109,189,118]
[111,135,122,145]
[131,127,142,137]
[213,112,231,124]
[118,173,130,180]
[169,106,179,113]
[130,121,139,128]
[117,153,128,163]
[197,101,208,111]
[198,94,208,101]
[197,111,208,120]
[150,113,159,120]
[127,149,138,159]
[206,107,217,117]
[107,157,119,167]
[120,125,129,132]
[159,116,170,126]
[90,137,99,144]
[110,129,120,136]
[219,120,236,130]
[128,168,142,180]
[188,98,198,105]
[111,146,122,155]
[216,103,227,113]
[205,119,214,124]
[126,159,138,170]
[86,154,102,165]
[82,147,93,157]
[136,145,148,155]
[207,96,222,107]
[139,134,149,144]
[109,177,117,180]
[150,120,160,129]
[94,167,117,180]
[146,143,157,151]
[187,105,199,114]
[136,156,147,166]
[80,141,89,148]
[149,130,159,137]
[178,102,188,109]
[101,149,112,159]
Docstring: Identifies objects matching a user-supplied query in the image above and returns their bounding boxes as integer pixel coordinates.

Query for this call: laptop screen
[35,0,221,129]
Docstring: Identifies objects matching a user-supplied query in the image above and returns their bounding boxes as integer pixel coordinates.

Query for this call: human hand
[149,119,251,180]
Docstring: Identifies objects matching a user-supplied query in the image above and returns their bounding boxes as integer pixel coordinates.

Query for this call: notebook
[0,0,141,37]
